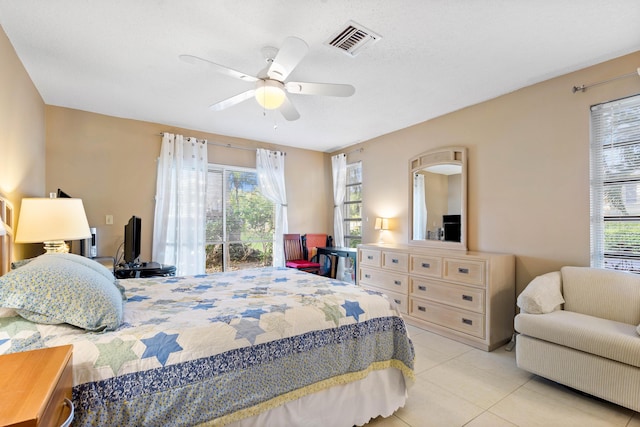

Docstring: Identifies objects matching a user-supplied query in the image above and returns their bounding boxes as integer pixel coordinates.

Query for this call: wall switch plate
[105,214,113,225]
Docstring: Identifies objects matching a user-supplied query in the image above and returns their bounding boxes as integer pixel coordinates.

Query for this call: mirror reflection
[409,147,467,250]
[413,164,462,241]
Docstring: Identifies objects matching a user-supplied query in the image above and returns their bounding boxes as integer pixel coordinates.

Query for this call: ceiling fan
[179,36,355,121]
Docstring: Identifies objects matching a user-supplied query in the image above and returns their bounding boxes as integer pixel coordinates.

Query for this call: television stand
[115,261,176,279]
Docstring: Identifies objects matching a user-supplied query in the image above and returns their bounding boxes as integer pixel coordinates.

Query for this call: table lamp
[374,217,389,243]
[15,196,91,253]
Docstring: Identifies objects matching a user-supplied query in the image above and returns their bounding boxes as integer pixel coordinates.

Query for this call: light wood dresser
[358,243,515,351]
[0,345,74,427]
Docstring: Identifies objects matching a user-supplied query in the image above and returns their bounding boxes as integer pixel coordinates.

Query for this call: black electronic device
[56,188,72,198]
[443,214,462,242]
[123,216,142,267]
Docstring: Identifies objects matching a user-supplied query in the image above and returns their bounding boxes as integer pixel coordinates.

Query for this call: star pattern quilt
[0,267,414,426]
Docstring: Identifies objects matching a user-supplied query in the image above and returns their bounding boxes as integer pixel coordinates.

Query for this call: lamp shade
[374,217,389,230]
[15,198,91,245]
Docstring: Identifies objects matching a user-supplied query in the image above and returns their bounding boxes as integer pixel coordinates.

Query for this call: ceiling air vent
[326,21,382,57]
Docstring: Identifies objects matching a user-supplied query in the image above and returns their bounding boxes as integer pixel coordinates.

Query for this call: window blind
[590,94,640,272]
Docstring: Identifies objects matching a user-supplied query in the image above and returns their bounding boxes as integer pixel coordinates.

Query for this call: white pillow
[517,271,565,314]
[637,323,640,336]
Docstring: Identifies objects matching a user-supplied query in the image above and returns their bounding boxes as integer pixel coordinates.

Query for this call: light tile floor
[365,325,640,427]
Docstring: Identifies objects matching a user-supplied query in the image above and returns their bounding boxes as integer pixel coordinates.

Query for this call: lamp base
[43,240,69,254]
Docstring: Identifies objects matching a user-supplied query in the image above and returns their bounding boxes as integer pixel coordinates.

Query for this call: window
[205,165,275,272]
[344,161,362,248]
[590,94,640,273]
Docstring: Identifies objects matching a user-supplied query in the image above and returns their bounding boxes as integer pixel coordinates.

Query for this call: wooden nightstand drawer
[0,345,74,427]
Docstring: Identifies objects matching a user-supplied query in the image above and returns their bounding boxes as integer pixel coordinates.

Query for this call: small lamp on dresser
[15,194,91,253]
[374,217,389,243]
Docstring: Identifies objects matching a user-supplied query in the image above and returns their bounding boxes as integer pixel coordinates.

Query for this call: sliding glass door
[205,165,275,272]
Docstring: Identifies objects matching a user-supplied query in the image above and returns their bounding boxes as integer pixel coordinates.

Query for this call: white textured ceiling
[1,0,639,152]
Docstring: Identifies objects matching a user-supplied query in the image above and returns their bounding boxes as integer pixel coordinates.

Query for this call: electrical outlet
[105,214,113,225]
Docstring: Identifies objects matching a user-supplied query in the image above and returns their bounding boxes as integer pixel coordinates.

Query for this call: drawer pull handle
[458,267,470,274]
[418,285,427,291]
[393,280,401,285]
[462,295,473,301]
[61,398,75,427]
[392,258,399,264]
[462,318,473,325]
[421,262,431,268]
[364,274,371,279]
[418,306,427,312]
[394,299,401,304]
[367,255,374,260]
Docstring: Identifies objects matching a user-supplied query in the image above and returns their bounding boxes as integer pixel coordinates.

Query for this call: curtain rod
[572,67,640,93]
[159,132,284,153]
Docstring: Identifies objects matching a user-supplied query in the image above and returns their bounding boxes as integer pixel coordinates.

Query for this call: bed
[0,253,414,426]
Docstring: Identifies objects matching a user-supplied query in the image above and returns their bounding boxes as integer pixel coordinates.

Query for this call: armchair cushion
[517,271,564,314]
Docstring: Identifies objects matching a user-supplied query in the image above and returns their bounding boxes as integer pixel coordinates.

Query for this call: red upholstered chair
[284,234,321,274]
[302,233,328,261]
[302,233,332,276]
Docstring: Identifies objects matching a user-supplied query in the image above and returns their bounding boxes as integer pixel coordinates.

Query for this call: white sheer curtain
[413,173,427,240]
[256,149,288,267]
[332,154,347,279]
[152,133,208,276]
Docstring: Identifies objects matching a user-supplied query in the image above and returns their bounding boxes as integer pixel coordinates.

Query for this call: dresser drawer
[443,258,485,287]
[359,249,381,267]
[410,278,485,314]
[410,255,442,277]
[382,251,409,272]
[361,284,408,315]
[409,299,485,338]
[360,267,408,294]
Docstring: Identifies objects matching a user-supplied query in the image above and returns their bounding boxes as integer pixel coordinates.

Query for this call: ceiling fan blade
[279,96,300,121]
[180,54,258,82]
[267,37,309,81]
[285,81,355,97]
[209,89,256,111]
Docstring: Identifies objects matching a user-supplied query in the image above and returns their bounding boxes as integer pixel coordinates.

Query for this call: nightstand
[0,345,74,427]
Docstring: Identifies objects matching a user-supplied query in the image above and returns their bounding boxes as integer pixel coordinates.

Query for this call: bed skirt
[226,367,409,427]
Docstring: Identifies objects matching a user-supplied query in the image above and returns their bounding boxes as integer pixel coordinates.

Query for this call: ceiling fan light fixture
[255,80,285,109]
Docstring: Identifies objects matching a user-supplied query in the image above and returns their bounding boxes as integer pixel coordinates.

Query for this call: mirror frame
[408,146,467,251]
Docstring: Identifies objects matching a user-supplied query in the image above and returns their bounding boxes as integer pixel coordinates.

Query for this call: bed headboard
[0,195,14,276]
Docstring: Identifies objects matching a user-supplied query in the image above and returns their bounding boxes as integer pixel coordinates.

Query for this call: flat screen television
[124,216,142,266]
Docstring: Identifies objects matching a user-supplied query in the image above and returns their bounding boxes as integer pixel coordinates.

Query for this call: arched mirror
[409,146,467,250]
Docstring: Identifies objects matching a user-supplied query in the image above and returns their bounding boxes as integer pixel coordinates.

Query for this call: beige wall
[340,51,640,295]
[45,107,331,262]
[4,14,640,294]
[0,25,46,261]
